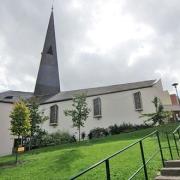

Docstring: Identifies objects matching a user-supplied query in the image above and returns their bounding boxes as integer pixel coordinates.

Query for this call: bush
[88,123,152,139]
[108,124,119,135]
[88,128,109,139]
[44,131,76,146]
[50,131,72,144]
[81,132,86,140]
[25,130,76,149]
[88,132,93,140]
[69,135,77,143]
[24,129,48,149]
[109,123,151,135]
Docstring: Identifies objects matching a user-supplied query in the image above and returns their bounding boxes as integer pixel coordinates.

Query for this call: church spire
[34,9,60,96]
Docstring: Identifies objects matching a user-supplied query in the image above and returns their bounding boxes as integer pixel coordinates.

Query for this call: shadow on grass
[0,160,17,168]
[45,149,83,175]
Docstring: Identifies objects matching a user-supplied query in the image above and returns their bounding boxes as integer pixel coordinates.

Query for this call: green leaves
[10,100,31,137]
[26,99,48,136]
[10,98,48,139]
[141,97,172,126]
[64,94,90,141]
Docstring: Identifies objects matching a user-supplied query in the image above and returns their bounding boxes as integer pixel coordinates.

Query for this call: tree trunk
[21,136,23,146]
[29,136,31,151]
[79,126,80,142]
[15,136,20,164]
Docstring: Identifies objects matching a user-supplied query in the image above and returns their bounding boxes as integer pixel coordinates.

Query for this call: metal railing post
[178,130,180,140]
[166,132,173,160]
[173,133,179,157]
[156,131,165,167]
[139,140,148,180]
[105,159,111,180]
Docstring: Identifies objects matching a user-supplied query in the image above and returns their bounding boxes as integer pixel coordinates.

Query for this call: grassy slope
[0,123,179,180]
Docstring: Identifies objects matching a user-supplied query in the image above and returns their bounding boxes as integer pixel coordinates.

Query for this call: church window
[133,91,143,111]
[47,46,53,55]
[50,105,58,125]
[93,97,102,117]
[4,96,13,99]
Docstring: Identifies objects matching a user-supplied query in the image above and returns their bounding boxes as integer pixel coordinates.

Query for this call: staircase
[155,160,180,180]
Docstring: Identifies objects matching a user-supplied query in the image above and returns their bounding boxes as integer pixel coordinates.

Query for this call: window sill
[135,109,143,112]
[94,115,102,119]
[50,123,58,126]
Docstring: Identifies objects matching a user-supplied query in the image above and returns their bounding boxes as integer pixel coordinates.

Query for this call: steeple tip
[51,0,54,11]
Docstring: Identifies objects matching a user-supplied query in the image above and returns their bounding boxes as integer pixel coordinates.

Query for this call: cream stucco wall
[153,80,172,105]
[41,81,169,138]
[0,103,14,156]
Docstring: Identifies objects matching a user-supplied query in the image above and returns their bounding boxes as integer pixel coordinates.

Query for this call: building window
[133,92,143,111]
[50,105,58,125]
[4,96,13,99]
[93,97,102,117]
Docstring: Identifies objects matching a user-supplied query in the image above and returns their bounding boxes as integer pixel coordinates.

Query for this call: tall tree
[141,97,171,125]
[26,98,48,149]
[64,94,90,142]
[10,100,31,163]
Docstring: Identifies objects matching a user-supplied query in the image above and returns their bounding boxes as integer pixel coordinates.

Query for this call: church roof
[0,80,157,104]
[0,91,33,103]
[42,79,157,104]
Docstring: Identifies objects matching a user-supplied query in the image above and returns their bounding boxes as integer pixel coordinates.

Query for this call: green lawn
[0,123,179,180]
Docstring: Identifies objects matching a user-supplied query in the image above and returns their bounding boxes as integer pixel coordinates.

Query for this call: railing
[173,124,180,157]
[70,126,180,180]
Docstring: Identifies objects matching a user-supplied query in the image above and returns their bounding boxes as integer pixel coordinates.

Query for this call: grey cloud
[0,0,179,95]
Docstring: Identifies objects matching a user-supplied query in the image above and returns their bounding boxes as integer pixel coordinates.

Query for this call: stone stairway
[155,160,180,180]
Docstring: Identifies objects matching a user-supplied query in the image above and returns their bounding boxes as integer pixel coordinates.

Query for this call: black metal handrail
[173,124,180,134]
[70,126,180,180]
[173,124,180,157]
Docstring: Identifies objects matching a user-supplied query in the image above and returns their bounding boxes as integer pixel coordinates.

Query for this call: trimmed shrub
[88,123,152,139]
[81,132,86,140]
[26,129,48,149]
[50,131,72,144]
[88,128,109,139]
[26,130,76,148]
[109,123,151,135]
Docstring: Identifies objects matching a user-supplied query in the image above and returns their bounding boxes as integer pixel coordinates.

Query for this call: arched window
[50,105,58,125]
[93,97,102,117]
[4,96,13,99]
[133,91,143,111]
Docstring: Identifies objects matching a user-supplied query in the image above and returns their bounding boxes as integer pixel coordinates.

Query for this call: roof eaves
[41,84,154,105]
[0,100,14,104]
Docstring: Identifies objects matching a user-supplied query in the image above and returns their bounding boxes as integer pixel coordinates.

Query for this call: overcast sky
[0,0,180,94]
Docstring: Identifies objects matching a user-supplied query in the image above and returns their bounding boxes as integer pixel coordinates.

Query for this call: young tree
[141,97,171,126]
[64,94,90,142]
[10,100,31,163]
[26,97,48,149]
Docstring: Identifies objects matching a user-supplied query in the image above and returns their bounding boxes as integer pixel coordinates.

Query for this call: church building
[0,10,178,156]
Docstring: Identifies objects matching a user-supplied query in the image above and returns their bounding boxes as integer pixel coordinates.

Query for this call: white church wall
[152,80,172,105]
[40,83,167,138]
[0,103,14,156]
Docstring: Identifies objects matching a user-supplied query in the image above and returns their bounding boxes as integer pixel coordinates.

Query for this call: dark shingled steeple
[34,9,60,96]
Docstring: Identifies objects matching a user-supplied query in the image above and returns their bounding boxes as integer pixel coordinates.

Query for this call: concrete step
[165,161,180,168]
[161,168,180,176]
[155,175,180,180]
